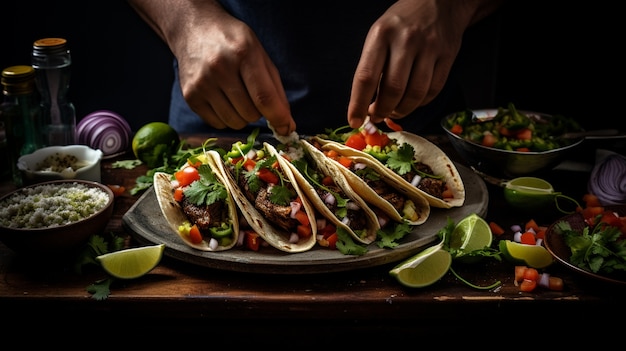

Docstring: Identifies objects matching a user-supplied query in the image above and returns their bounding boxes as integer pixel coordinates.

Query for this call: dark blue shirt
[168,0,465,135]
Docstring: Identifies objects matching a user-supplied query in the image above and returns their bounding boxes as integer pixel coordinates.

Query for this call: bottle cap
[1,65,35,95]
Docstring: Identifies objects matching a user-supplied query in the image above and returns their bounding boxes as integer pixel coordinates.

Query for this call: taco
[153,150,239,251]
[216,140,318,253]
[274,139,382,245]
[300,138,431,226]
[314,125,465,209]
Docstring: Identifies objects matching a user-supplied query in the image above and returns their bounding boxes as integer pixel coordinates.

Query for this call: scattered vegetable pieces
[513,265,563,292]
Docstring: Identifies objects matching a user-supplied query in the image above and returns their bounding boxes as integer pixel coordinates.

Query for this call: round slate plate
[122,163,488,274]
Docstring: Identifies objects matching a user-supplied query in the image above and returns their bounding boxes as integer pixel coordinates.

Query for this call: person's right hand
[167,5,296,136]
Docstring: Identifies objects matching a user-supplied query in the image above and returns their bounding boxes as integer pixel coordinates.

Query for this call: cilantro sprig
[556,220,626,275]
[184,164,228,206]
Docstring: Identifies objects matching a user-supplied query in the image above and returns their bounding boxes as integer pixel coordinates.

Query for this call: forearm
[126,0,229,55]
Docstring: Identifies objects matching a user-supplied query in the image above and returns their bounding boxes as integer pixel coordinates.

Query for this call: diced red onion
[378,216,388,227]
[535,238,543,246]
[511,224,522,233]
[411,175,422,187]
[353,162,367,170]
[363,120,377,135]
[324,193,335,205]
[289,232,299,243]
[346,201,360,210]
[513,231,522,242]
[209,238,219,250]
[588,151,626,205]
[290,201,301,218]
[237,230,246,246]
[246,149,257,159]
[538,273,550,288]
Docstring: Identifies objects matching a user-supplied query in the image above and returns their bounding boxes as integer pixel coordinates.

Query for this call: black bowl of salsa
[441,105,586,178]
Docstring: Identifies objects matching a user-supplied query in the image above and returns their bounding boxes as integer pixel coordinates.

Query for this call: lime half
[389,242,451,288]
[97,244,165,279]
[504,177,557,211]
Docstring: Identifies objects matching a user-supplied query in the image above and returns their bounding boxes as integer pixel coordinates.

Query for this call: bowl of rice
[0,180,114,257]
[17,145,103,185]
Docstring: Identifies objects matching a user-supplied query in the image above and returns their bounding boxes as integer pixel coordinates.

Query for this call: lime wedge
[449,213,493,252]
[499,240,553,269]
[389,242,451,288]
[97,244,165,279]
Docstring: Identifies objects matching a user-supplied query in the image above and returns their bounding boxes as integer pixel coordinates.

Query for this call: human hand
[347,0,473,128]
[174,13,296,136]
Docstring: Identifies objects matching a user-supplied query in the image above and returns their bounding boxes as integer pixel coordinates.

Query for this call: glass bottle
[0,65,44,186]
[32,37,76,146]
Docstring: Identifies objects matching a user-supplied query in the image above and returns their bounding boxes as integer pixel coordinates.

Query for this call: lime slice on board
[389,242,451,288]
[97,244,165,279]
[499,240,553,269]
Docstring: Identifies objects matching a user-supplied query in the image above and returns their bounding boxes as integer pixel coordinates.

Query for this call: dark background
[2,1,622,133]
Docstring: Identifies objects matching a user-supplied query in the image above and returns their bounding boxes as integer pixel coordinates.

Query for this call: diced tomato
[320,223,337,237]
[324,149,340,160]
[364,132,389,148]
[322,175,334,186]
[336,156,353,169]
[582,206,604,224]
[481,133,497,148]
[242,158,256,171]
[175,166,201,187]
[598,210,624,230]
[520,231,536,245]
[450,123,463,135]
[535,228,546,240]
[173,187,184,202]
[297,224,312,237]
[583,193,602,207]
[384,117,403,132]
[489,221,505,236]
[187,158,202,168]
[245,230,261,251]
[325,232,338,249]
[188,224,203,244]
[514,266,527,284]
[257,168,279,184]
[107,184,125,197]
[499,126,512,137]
[441,187,454,199]
[525,219,539,232]
[293,210,310,227]
[515,147,530,152]
[515,128,533,140]
[523,267,539,281]
[519,279,537,292]
[345,133,367,150]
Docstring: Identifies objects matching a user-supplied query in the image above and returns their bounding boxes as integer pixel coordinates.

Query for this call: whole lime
[132,122,179,168]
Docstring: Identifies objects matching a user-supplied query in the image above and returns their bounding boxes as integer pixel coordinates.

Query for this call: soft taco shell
[153,152,239,251]
[303,139,431,226]
[314,132,465,209]
[280,139,381,245]
[210,146,318,253]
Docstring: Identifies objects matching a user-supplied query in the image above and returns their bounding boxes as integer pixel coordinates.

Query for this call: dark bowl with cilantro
[441,104,586,178]
[544,204,626,285]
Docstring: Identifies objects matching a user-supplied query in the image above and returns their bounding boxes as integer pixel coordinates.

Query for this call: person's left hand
[347,0,471,128]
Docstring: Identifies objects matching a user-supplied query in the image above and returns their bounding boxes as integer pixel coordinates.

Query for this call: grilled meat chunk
[181,197,227,230]
[254,186,298,232]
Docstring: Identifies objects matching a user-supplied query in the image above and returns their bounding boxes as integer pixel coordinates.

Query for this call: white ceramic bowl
[17,145,103,185]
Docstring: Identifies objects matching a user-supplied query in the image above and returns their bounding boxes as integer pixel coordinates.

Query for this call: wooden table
[1,134,624,341]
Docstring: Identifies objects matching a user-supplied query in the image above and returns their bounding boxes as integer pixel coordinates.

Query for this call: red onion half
[77,110,133,158]
[588,150,626,205]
